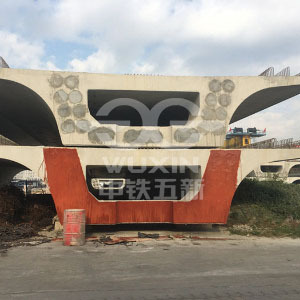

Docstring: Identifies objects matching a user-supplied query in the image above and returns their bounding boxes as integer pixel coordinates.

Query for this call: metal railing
[244,138,300,149]
[275,66,290,76]
[259,66,292,77]
[0,56,9,68]
[259,67,274,76]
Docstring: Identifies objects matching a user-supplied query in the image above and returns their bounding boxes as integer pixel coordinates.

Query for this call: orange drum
[63,209,86,246]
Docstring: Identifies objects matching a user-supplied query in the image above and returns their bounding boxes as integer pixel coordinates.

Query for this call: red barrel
[63,209,86,246]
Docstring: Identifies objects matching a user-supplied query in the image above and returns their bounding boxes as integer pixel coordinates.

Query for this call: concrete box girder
[0,68,300,147]
[1,146,300,224]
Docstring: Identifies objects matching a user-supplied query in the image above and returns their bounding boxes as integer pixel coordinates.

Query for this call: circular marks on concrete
[49,74,90,139]
[222,79,235,93]
[73,104,86,118]
[201,107,216,120]
[54,89,68,104]
[69,90,82,104]
[218,94,231,107]
[174,128,199,143]
[202,78,235,130]
[49,74,63,88]
[123,130,142,143]
[61,119,75,133]
[209,79,222,93]
[76,119,91,133]
[198,121,225,135]
[64,75,79,90]
[216,107,227,120]
[57,103,71,118]
[123,129,163,144]
[88,127,115,144]
[212,122,226,135]
[205,93,217,107]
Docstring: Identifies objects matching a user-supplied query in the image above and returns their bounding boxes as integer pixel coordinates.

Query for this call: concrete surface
[1,68,300,148]
[2,146,300,188]
[1,236,300,299]
[247,160,300,183]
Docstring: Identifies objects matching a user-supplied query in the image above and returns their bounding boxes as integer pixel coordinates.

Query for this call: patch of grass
[227,179,300,237]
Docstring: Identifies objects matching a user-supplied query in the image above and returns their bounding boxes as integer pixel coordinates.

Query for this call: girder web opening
[86,165,201,201]
[0,79,62,146]
[0,159,29,187]
[260,165,282,173]
[230,85,300,124]
[288,164,300,177]
[88,89,199,127]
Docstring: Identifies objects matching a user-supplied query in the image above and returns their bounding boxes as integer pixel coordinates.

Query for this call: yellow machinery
[224,127,266,148]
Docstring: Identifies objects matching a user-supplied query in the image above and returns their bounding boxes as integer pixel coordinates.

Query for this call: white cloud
[1,0,300,75]
[68,49,115,73]
[0,30,57,70]
[0,31,43,69]
[231,96,300,141]
[133,63,155,74]
[0,0,300,140]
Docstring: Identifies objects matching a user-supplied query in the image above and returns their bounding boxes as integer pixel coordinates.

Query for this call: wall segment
[1,68,300,148]
[0,146,299,224]
[1,67,300,224]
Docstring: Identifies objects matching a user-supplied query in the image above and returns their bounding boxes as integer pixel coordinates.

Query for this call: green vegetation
[227,179,300,237]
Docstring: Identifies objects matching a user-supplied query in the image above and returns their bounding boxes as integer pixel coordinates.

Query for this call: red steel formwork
[44,148,241,225]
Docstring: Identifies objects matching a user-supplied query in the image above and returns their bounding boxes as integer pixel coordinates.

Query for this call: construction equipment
[224,127,266,148]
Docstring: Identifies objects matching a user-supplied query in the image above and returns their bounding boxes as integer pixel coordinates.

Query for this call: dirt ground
[1,181,300,254]
[0,185,229,253]
[0,185,56,252]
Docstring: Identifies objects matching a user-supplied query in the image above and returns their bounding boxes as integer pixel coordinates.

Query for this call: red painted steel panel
[173,150,241,223]
[116,201,173,223]
[43,148,240,224]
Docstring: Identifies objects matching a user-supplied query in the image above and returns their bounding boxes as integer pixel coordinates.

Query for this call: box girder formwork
[0,67,300,224]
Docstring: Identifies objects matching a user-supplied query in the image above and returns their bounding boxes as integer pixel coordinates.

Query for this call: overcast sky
[1,0,300,141]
